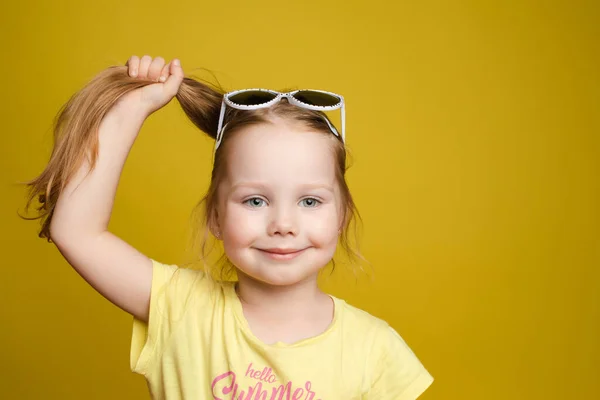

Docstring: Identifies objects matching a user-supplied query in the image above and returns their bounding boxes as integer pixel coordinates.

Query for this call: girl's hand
[116,55,184,118]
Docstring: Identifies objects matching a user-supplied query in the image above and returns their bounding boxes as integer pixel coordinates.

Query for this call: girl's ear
[208,209,222,239]
[339,207,349,234]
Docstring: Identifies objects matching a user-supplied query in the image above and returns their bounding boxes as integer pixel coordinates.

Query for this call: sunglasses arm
[215,99,227,150]
[341,101,346,143]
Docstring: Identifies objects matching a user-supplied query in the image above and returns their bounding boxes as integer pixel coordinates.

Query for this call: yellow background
[1,0,598,398]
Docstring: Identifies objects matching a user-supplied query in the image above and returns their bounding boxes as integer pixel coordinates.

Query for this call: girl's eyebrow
[229,182,334,193]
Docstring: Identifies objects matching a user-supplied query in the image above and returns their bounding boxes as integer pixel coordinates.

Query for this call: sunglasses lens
[293,90,341,107]
[228,90,278,105]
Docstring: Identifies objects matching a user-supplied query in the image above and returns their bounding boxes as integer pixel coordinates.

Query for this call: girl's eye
[244,197,266,208]
[300,198,321,208]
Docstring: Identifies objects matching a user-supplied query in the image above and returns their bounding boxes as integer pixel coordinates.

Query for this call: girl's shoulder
[148,259,224,307]
[334,296,433,396]
[333,296,396,338]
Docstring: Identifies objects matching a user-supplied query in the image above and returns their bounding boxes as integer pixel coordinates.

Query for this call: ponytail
[19,65,225,241]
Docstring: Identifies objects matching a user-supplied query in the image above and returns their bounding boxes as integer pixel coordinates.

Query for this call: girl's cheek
[223,204,263,243]
[308,210,340,243]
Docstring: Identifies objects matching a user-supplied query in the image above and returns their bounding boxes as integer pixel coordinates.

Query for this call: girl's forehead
[224,123,337,183]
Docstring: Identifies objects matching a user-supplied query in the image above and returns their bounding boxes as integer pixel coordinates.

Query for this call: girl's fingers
[163,58,184,96]
[125,55,182,93]
[148,56,165,82]
[126,55,140,77]
[138,55,152,79]
[159,61,171,83]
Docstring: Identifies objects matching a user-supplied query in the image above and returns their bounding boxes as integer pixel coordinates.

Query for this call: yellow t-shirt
[130,259,434,399]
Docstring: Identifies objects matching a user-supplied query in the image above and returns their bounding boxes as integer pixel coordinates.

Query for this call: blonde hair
[20,65,365,278]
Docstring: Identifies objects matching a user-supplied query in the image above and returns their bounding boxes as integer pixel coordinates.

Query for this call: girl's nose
[267,207,298,237]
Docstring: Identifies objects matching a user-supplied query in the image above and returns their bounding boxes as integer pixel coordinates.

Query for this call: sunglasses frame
[215,88,345,152]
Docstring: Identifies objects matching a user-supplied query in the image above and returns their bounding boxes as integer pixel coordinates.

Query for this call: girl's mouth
[256,248,307,260]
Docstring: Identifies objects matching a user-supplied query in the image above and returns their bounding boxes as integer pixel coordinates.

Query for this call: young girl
[23,55,434,399]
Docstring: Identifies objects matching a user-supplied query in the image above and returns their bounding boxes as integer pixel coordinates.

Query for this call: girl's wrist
[105,102,148,126]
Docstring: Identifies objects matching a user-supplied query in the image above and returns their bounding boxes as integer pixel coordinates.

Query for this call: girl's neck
[235,271,326,319]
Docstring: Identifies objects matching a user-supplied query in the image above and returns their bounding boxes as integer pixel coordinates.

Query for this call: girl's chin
[236,268,319,288]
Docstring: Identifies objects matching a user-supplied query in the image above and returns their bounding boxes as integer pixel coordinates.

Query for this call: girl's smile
[255,247,310,261]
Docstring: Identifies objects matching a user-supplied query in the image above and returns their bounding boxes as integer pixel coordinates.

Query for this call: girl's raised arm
[45,56,184,322]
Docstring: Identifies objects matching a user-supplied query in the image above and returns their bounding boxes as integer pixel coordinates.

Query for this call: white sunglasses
[215,88,346,151]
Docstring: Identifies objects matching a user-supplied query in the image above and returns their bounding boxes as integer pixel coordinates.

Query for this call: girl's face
[216,120,343,287]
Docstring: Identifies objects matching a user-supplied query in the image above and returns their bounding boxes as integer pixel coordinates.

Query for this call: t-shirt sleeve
[367,324,434,399]
[130,259,204,375]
